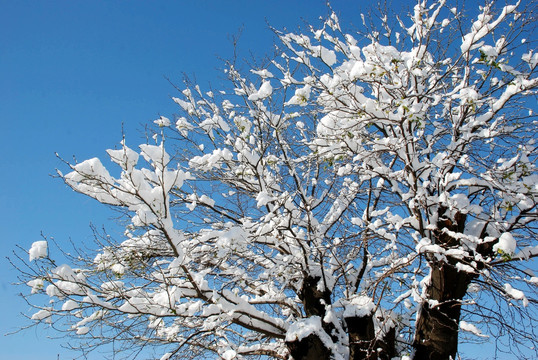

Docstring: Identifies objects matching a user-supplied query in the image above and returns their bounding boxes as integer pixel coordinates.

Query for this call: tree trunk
[287,275,397,360]
[346,314,376,360]
[287,275,335,360]
[286,332,333,360]
[413,261,472,360]
[413,210,474,360]
[298,275,332,317]
[346,314,395,360]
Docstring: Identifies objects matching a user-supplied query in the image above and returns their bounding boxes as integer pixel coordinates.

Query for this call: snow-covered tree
[17,1,538,359]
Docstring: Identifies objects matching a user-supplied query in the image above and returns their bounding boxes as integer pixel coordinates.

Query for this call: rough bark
[413,261,473,360]
[287,275,335,360]
[375,325,396,360]
[346,314,376,360]
[346,314,396,360]
[413,210,473,360]
[287,275,398,360]
[298,275,332,317]
[286,332,333,360]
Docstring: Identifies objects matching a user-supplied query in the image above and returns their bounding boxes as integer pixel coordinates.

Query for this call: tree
[16,1,538,359]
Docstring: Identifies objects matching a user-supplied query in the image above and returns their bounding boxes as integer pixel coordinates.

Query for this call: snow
[52,264,77,280]
[27,278,44,294]
[72,158,114,184]
[221,349,237,360]
[460,4,516,54]
[189,148,233,171]
[111,264,125,275]
[256,191,275,208]
[343,296,375,318]
[460,321,488,338]
[251,69,274,78]
[76,326,90,335]
[285,316,323,342]
[154,116,171,127]
[101,281,124,292]
[286,85,311,106]
[480,45,498,61]
[456,262,475,273]
[31,309,51,321]
[522,51,538,68]
[248,81,273,101]
[140,143,170,166]
[52,280,86,296]
[199,194,215,207]
[504,283,529,306]
[318,46,337,66]
[515,245,538,260]
[29,240,48,261]
[106,143,139,171]
[493,232,517,255]
[62,299,79,311]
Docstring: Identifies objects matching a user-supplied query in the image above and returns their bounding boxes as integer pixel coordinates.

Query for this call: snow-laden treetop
[22,1,537,359]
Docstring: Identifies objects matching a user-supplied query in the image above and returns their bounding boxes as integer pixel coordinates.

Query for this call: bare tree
[15,1,538,359]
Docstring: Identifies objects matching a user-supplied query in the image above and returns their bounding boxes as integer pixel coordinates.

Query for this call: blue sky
[0,1,527,359]
[0,1,369,358]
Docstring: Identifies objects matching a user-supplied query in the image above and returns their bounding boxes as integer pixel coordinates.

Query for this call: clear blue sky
[0,1,523,359]
[0,1,370,358]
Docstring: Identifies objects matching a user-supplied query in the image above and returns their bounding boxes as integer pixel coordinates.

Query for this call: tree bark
[288,275,398,360]
[298,275,332,317]
[346,314,376,360]
[287,275,335,360]
[346,314,396,360]
[413,261,473,360]
[286,332,333,360]
[413,210,473,360]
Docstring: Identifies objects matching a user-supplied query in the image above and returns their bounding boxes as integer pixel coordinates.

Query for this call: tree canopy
[17,1,538,359]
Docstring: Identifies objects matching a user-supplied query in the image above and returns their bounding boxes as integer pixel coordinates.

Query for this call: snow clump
[493,232,517,255]
[29,241,48,261]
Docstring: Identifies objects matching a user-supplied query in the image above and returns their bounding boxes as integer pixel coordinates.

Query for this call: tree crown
[18,1,538,359]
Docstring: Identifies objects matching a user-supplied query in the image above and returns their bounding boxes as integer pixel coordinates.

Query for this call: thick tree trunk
[375,326,396,360]
[298,275,332,317]
[413,261,473,360]
[287,332,333,360]
[287,275,397,360]
[414,210,473,360]
[287,275,335,360]
[346,314,395,360]
[346,314,376,360]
